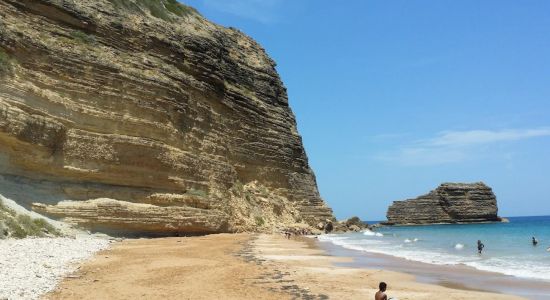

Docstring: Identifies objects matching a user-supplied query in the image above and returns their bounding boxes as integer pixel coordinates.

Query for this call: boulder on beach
[333,216,368,232]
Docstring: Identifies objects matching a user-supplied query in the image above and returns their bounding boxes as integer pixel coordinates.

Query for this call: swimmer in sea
[477,240,485,254]
[532,237,538,246]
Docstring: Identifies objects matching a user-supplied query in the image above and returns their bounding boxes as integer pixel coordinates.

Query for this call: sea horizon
[365,214,550,224]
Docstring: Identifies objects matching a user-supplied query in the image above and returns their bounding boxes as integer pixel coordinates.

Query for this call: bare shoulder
[375,291,387,300]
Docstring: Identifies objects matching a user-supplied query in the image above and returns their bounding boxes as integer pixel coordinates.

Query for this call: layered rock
[386,182,501,225]
[0,0,334,234]
[333,216,368,232]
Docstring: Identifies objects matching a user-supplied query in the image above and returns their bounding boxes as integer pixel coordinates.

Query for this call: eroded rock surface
[386,182,501,225]
[0,0,333,234]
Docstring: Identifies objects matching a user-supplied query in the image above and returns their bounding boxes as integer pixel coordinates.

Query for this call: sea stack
[385,182,501,225]
[0,0,334,234]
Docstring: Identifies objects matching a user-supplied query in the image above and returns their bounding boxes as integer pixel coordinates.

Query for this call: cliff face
[386,183,500,225]
[0,0,333,234]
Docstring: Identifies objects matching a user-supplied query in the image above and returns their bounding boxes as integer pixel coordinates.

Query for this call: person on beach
[324,221,333,234]
[375,282,387,300]
[532,237,538,246]
[477,240,484,254]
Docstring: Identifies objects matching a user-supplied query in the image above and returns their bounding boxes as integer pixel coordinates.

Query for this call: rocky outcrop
[333,216,368,232]
[386,182,501,225]
[0,0,334,234]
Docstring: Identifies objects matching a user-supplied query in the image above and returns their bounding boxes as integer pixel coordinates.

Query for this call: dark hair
[379,282,387,291]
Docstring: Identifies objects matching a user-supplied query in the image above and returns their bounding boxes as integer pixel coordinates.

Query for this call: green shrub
[0,198,16,216]
[0,202,15,216]
[70,30,96,44]
[4,217,26,238]
[109,0,141,10]
[164,0,198,17]
[108,0,199,21]
[0,198,60,238]
[255,216,265,227]
[0,48,13,75]
[244,191,254,202]
[230,180,244,195]
[186,188,208,197]
[259,186,269,197]
[15,215,60,237]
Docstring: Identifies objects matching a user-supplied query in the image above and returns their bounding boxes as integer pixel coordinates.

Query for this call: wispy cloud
[427,128,550,147]
[375,128,550,166]
[201,0,284,23]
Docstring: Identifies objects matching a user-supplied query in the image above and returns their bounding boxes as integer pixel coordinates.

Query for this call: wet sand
[317,240,550,299]
[46,233,526,300]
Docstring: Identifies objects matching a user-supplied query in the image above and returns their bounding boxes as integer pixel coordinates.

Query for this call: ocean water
[318,216,550,282]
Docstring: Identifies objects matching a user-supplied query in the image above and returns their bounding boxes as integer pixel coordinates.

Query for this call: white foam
[362,229,384,237]
[467,257,550,281]
[319,234,550,282]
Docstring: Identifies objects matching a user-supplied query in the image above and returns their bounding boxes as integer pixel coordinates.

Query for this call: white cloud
[201,0,283,23]
[376,128,550,166]
[428,128,550,147]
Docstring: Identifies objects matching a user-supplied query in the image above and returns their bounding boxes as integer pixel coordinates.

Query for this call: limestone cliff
[386,183,500,225]
[0,0,334,234]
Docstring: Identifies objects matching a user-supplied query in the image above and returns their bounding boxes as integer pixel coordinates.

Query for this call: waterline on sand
[319,217,550,282]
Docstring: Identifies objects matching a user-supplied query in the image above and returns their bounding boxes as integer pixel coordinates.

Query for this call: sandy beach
[44,233,525,300]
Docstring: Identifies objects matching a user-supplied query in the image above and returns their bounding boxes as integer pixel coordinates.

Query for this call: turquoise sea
[318,216,550,282]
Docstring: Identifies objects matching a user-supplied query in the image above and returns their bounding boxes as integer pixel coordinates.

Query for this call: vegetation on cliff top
[0,198,60,239]
[108,0,199,21]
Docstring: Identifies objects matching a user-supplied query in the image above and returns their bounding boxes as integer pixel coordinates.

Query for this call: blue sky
[184,0,550,220]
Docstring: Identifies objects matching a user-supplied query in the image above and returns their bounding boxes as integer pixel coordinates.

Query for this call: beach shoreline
[42,233,527,300]
[316,236,550,299]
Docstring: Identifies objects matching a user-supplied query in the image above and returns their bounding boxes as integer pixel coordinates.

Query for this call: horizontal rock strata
[386,182,501,225]
[0,0,333,234]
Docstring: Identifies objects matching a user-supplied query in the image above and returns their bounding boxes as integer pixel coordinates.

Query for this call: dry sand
[45,234,287,300]
[45,233,525,300]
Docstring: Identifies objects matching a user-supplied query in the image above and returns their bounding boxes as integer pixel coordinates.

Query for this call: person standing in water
[532,237,538,246]
[477,240,485,254]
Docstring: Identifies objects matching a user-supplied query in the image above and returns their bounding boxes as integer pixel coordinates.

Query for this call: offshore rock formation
[0,0,334,234]
[386,182,501,225]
